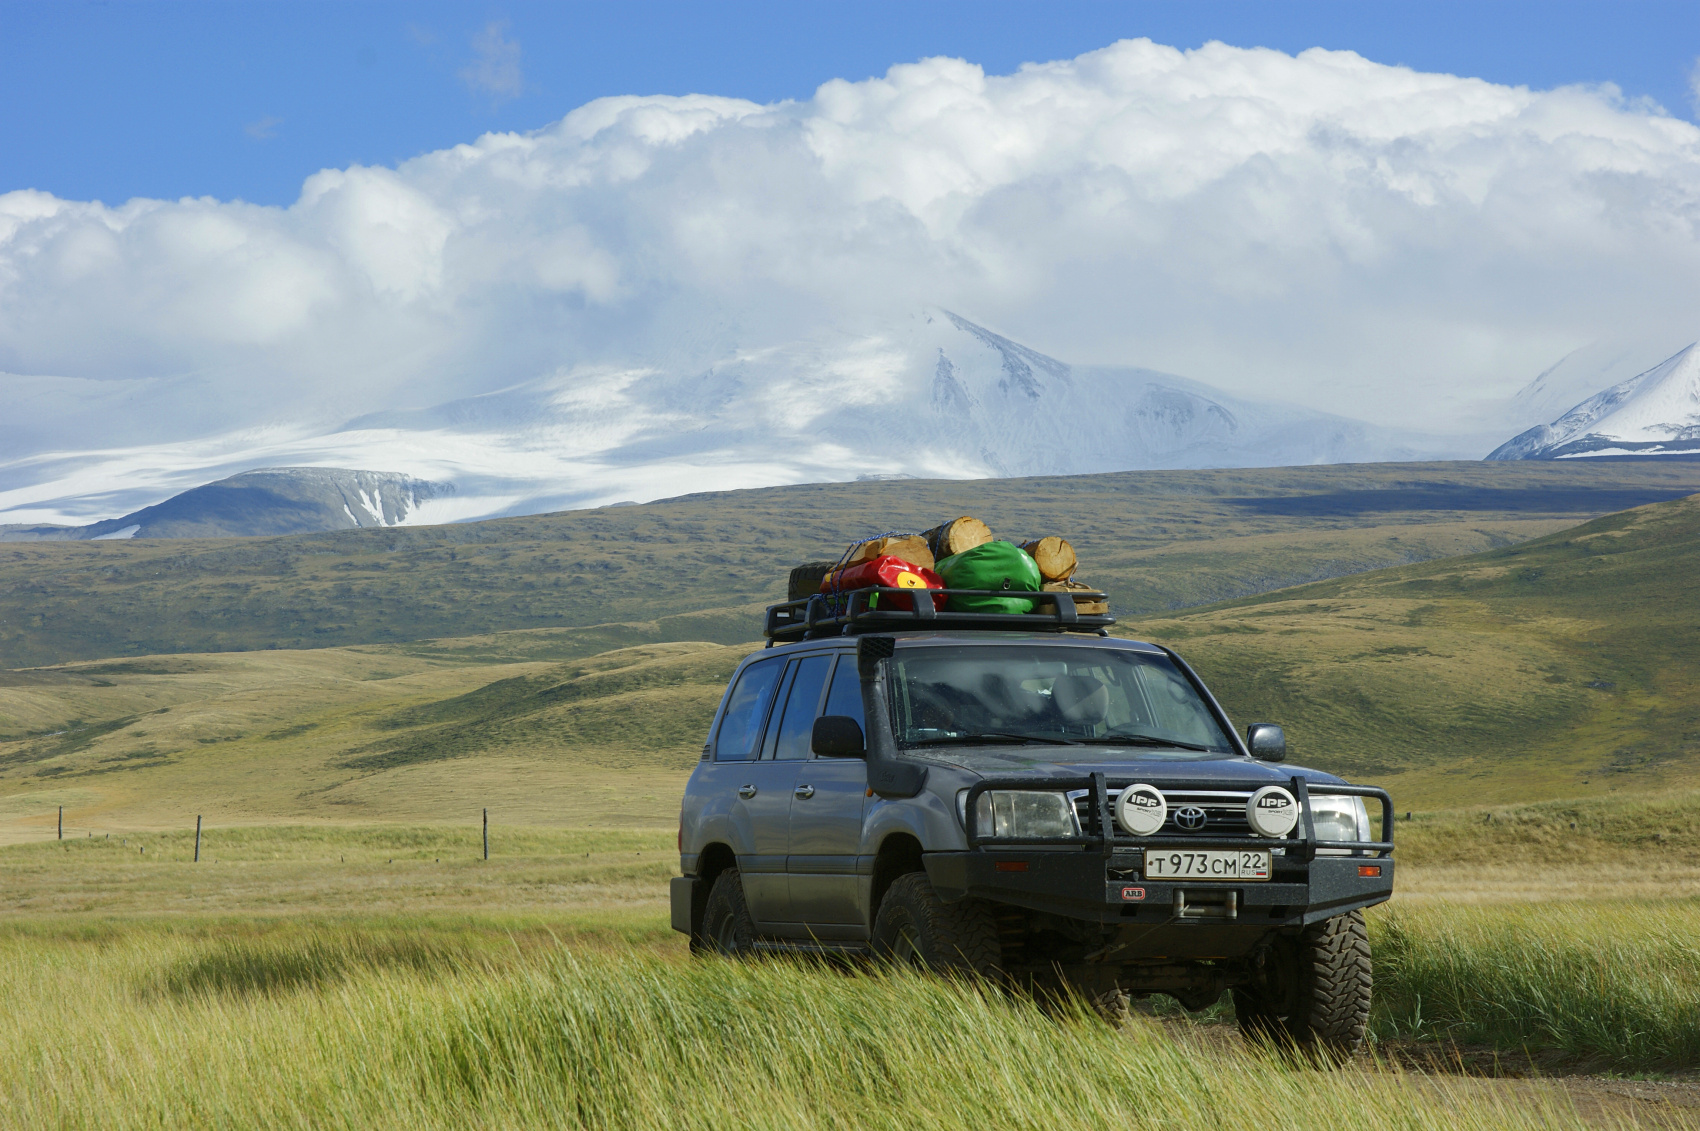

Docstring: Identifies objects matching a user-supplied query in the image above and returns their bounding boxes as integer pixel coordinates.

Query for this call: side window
[772,655,833,761]
[714,658,783,761]
[822,654,866,733]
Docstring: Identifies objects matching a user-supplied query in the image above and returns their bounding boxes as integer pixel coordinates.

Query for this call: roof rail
[763,586,1114,643]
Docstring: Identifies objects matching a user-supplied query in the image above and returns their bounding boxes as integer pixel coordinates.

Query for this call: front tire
[871,873,1003,978]
[701,869,757,956]
[1236,910,1372,1055]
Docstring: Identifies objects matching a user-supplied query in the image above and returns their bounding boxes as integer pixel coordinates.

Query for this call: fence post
[57,807,62,840]
[194,815,202,863]
[483,808,489,861]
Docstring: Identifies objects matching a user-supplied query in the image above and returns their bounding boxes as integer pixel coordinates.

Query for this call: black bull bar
[962,773,1395,857]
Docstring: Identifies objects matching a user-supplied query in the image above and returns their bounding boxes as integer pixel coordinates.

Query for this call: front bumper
[924,849,1393,927]
[937,772,1394,927]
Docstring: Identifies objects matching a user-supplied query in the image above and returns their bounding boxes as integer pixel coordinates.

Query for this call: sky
[5,1,1700,207]
[3,2,1700,524]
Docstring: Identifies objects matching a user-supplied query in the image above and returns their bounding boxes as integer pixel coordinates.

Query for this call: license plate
[1143,849,1271,881]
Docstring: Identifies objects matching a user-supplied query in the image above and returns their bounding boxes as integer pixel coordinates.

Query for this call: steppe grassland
[6,492,1699,848]
[0,483,1697,1124]
[0,771,1694,1123]
[0,926,1636,1131]
[1132,493,1700,807]
[0,636,756,841]
[6,459,1695,668]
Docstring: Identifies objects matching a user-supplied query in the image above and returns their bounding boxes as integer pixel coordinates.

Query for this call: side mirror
[1246,723,1287,762]
[811,716,867,758]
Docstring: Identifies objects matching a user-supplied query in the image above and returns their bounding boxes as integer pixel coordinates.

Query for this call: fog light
[1358,864,1382,878]
[1115,783,1167,836]
[1246,785,1299,837]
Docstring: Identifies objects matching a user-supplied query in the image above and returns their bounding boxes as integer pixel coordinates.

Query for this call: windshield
[889,645,1235,756]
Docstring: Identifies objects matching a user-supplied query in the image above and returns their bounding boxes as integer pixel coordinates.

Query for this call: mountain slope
[1132,492,1700,805]
[6,490,1700,830]
[0,468,449,542]
[2,310,1462,528]
[1,459,1698,668]
[1488,343,1700,460]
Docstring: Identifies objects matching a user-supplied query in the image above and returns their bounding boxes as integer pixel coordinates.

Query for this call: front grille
[1072,788,1259,839]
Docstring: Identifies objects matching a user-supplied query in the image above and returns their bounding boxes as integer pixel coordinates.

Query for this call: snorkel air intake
[858,635,928,799]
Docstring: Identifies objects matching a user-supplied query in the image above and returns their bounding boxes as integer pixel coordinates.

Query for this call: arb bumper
[923,849,1392,926]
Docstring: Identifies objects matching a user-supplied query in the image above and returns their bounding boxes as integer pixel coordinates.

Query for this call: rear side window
[772,655,833,760]
[714,658,783,761]
[822,655,865,732]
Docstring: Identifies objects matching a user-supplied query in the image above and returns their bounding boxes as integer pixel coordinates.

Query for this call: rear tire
[1236,910,1372,1056]
[871,873,1003,978]
[701,869,757,957]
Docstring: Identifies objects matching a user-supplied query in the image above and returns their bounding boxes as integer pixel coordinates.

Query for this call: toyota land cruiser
[671,583,1394,1051]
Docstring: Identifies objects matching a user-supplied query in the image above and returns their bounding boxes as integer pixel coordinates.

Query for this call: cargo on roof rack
[762,586,1114,643]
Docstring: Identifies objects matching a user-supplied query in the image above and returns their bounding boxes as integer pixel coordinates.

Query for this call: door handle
[737,784,758,799]
[794,784,815,799]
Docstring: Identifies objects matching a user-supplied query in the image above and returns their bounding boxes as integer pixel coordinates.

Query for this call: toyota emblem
[1174,806,1208,831]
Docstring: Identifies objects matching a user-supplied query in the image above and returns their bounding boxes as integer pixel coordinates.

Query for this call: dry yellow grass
[0,636,755,842]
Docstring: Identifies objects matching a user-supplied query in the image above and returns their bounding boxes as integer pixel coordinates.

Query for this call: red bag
[821,554,944,611]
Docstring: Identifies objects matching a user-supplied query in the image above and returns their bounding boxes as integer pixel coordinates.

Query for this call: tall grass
[0,924,1630,1130]
[1370,901,1700,1068]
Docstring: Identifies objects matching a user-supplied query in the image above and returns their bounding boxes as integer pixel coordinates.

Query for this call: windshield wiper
[909,731,1081,747]
[1091,731,1213,752]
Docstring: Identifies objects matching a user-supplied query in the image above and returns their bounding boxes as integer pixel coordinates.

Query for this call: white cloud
[244,116,282,141]
[459,20,523,102]
[4,37,1700,523]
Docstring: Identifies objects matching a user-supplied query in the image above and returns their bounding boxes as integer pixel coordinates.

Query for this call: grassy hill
[1133,492,1700,806]
[3,471,1700,832]
[0,632,758,840]
[4,459,1698,668]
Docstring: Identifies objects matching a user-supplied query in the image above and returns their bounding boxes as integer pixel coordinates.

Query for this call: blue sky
[4,0,1699,206]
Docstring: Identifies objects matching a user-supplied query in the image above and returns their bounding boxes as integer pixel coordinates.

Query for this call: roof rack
[763,586,1115,643]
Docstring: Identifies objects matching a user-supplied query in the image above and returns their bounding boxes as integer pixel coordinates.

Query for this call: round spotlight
[1116,783,1167,836]
[1246,785,1300,838]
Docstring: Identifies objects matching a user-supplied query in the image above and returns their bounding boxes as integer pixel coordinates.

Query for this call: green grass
[0,819,1694,1121]
[0,639,749,835]
[1129,493,1700,805]
[1393,790,1700,866]
[1370,900,1700,1071]
[5,459,1697,667]
[7,491,1700,831]
[0,825,679,916]
[0,920,1634,1130]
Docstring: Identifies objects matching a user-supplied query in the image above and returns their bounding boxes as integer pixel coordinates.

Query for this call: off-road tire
[1293,910,1372,1053]
[871,872,1003,978]
[788,561,839,602]
[1236,910,1372,1056]
[701,869,757,957]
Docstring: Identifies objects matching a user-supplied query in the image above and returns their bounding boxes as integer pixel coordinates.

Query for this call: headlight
[968,790,1080,839]
[1310,795,1371,843]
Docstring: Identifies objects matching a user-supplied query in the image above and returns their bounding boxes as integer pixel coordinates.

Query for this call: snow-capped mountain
[1487,344,1700,460]
[0,468,449,541]
[0,310,1464,530]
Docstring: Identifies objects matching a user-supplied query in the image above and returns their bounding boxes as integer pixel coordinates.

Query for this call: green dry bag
[935,540,1042,614]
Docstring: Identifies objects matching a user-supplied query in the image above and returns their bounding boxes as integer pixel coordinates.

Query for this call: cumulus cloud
[459,20,523,102]
[4,38,1700,521]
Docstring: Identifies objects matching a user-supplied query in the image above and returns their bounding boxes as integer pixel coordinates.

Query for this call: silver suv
[672,591,1393,1052]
